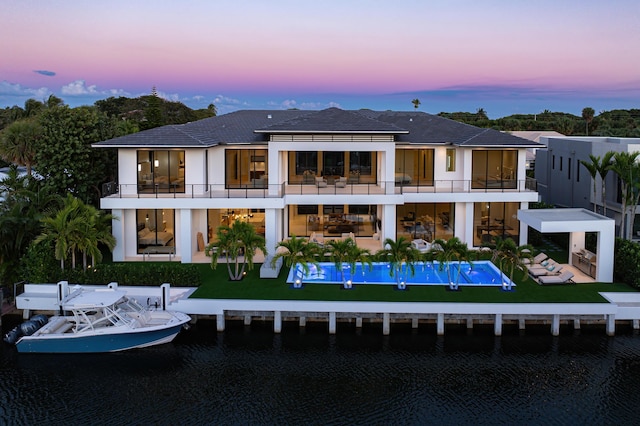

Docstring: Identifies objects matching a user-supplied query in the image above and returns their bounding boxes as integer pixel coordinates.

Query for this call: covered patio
[518,208,615,283]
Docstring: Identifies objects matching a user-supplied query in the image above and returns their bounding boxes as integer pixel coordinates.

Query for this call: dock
[11,283,640,337]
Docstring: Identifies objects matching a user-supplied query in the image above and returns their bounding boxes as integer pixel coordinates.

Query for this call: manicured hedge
[614,238,640,289]
[20,241,200,287]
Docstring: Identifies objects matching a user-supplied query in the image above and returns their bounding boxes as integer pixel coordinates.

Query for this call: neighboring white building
[535,136,640,238]
[93,108,541,264]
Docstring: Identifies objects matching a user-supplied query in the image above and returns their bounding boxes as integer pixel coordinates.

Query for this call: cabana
[517,208,614,282]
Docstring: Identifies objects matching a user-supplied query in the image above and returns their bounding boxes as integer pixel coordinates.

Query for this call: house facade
[535,136,640,238]
[93,108,541,264]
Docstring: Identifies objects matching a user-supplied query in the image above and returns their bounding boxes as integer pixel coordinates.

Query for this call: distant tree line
[438,107,640,137]
[0,90,217,287]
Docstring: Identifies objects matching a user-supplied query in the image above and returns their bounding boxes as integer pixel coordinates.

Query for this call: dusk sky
[2,0,639,118]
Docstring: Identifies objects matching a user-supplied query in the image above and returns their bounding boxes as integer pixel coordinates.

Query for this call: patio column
[111,209,124,262]
[264,208,279,260]
[179,208,192,263]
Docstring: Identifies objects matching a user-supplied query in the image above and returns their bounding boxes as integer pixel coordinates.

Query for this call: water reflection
[1,317,640,425]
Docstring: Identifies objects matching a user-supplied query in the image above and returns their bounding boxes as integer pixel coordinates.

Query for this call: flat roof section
[518,208,614,233]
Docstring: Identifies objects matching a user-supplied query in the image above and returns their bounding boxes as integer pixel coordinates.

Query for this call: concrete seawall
[14,284,640,337]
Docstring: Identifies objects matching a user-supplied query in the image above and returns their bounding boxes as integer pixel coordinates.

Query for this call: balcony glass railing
[102,178,537,199]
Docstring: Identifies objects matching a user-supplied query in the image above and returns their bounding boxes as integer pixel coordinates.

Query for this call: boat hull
[16,319,189,354]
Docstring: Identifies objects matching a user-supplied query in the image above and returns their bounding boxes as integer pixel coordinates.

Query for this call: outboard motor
[30,314,49,328]
[20,320,40,336]
[4,327,22,344]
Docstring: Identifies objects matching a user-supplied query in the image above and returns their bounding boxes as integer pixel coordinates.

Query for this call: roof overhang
[517,208,614,233]
[253,130,408,134]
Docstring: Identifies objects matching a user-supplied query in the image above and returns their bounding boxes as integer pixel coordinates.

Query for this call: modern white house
[535,136,640,239]
[93,108,542,267]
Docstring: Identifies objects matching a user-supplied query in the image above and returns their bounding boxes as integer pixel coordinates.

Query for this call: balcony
[102,178,537,199]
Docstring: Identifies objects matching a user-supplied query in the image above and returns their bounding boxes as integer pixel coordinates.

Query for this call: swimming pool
[286,261,512,287]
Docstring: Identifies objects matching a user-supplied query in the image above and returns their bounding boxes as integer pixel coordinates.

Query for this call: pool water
[287,261,512,287]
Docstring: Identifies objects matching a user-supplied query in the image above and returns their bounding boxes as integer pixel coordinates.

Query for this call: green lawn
[190,263,636,303]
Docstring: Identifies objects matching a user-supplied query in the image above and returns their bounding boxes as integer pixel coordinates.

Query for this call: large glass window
[471,150,517,189]
[473,202,520,246]
[136,209,175,253]
[137,150,185,193]
[395,149,434,186]
[207,209,266,243]
[289,151,376,184]
[446,149,456,172]
[322,152,344,177]
[288,204,376,237]
[225,149,268,188]
[396,203,453,241]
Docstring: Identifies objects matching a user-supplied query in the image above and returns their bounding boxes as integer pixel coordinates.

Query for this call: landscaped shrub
[20,241,200,287]
[614,238,640,289]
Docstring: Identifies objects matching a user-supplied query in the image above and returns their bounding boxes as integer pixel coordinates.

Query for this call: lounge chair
[528,260,562,277]
[411,239,431,253]
[538,271,575,285]
[315,177,327,188]
[335,177,347,188]
[524,252,548,267]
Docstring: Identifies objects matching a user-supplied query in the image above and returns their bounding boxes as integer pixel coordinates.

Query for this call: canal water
[2,318,640,425]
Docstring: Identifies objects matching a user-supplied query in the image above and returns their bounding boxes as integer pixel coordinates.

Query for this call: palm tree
[270,235,321,287]
[610,151,640,238]
[0,118,41,176]
[582,107,595,135]
[411,99,421,110]
[430,237,474,290]
[476,108,488,121]
[580,152,615,214]
[205,220,267,281]
[375,237,421,289]
[325,238,372,286]
[598,151,615,216]
[490,237,533,291]
[580,155,599,212]
[35,205,83,270]
[76,203,117,271]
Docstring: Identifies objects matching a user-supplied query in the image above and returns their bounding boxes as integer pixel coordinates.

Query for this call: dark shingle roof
[255,107,407,134]
[93,108,542,148]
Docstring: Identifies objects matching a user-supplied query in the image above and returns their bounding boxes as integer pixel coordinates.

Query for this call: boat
[4,286,191,353]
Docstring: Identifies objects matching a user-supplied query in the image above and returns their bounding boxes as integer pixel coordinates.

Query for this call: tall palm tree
[206,220,267,281]
[580,152,616,214]
[325,238,372,285]
[0,119,41,176]
[375,237,421,289]
[411,99,421,110]
[490,237,533,291]
[610,151,640,238]
[76,203,117,270]
[580,155,599,212]
[598,151,615,216]
[430,237,475,290]
[582,107,595,135]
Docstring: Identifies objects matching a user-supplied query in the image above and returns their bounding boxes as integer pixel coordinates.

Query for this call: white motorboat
[5,286,191,353]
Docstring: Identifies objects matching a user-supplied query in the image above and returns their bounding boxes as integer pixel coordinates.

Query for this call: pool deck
[12,283,640,337]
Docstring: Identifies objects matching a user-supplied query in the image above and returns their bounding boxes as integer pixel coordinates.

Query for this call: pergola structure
[518,208,615,282]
